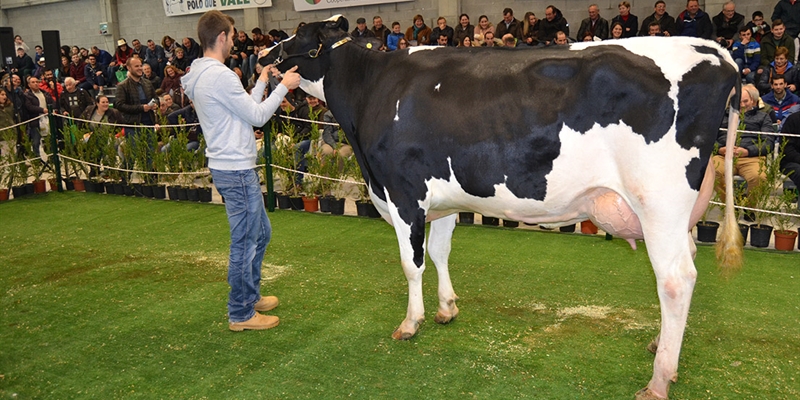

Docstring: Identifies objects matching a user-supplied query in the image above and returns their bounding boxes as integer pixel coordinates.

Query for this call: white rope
[52,113,200,129]
[709,200,799,218]
[0,116,45,133]
[277,114,340,127]
[720,127,800,138]
[59,154,210,177]
[0,152,53,171]
[262,163,366,186]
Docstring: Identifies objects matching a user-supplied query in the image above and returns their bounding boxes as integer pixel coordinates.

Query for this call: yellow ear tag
[366,43,372,49]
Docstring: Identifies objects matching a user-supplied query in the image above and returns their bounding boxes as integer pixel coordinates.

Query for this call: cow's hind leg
[385,199,428,340]
[637,214,698,399]
[428,214,459,324]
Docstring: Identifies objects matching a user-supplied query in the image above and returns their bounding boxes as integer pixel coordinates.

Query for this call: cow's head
[259,15,350,99]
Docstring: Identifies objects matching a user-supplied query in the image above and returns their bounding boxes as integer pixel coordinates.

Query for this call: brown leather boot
[229,313,280,332]
[254,295,279,312]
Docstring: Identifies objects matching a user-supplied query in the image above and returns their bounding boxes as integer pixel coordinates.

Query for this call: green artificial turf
[1,192,798,399]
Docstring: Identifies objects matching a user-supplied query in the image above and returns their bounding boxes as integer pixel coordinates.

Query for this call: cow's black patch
[675,58,738,190]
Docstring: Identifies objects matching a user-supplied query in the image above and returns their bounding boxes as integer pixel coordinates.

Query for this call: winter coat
[611,14,639,38]
[731,41,761,72]
[772,0,800,37]
[454,24,475,46]
[578,17,610,40]
[387,32,405,51]
[405,25,432,45]
[639,12,676,36]
[538,10,569,43]
[712,11,746,42]
[676,9,713,39]
[495,18,523,41]
[114,76,156,125]
[718,107,775,156]
[762,89,800,124]
[760,33,796,66]
[59,88,94,117]
[431,25,456,46]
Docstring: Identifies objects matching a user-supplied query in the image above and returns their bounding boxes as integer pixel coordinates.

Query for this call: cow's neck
[323,42,379,138]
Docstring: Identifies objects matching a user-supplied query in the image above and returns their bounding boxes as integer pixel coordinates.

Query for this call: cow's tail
[715,82,744,272]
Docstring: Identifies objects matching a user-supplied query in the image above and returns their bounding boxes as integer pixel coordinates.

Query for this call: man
[577,4,610,41]
[436,33,449,47]
[640,0,676,36]
[648,21,664,36]
[131,39,147,60]
[114,57,157,129]
[539,5,569,46]
[371,16,390,46]
[779,111,800,191]
[481,31,500,47]
[757,47,797,95]
[554,31,569,46]
[762,74,800,127]
[33,45,44,63]
[21,76,53,156]
[495,8,523,41]
[84,54,106,95]
[181,37,201,63]
[12,47,34,79]
[142,63,162,90]
[181,10,300,332]
[772,0,800,40]
[91,46,113,70]
[712,1,745,49]
[158,93,180,117]
[69,53,91,91]
[144,39,166,77]
[676,0,713,39]
[351,17,375,38]
[250,28,270,78]
[760,19,796,67]
[229,30,254,82]
[745,11,770,43]
[431,17,456,46]
[59,77,94,117]
[38,69,63,103]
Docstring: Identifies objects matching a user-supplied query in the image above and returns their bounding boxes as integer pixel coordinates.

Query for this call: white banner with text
[293,0,412,12]
[164,0,273,17]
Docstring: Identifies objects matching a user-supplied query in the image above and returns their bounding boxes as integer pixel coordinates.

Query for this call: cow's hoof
[392,328,415,340]
[434,302,459,324]
[646,333,660,354]
[391,318,422,340]
[635,388,667,400]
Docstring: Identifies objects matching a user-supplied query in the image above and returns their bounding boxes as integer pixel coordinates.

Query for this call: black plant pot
[113,183,124,195]
[481,215,499,226]
[142,184,154,198]
[559,224,576,232]
[366,202,381,218]
[329,197,346,215]
[133,183,144,197]
[503,220,519,228]
[458,212,474,224]
[104,182,114,194]
[276,194,291,209]
[356,201,370,217]
[83,179,94,193]
[123,184,134,196]
[167,186,179,201]
[23,183,35,195]
[177,186,188,201]
[187,187,200,202]
[749,224,773,248]
[199,187,212,202]
[65,180,75,191]
[696,221,720,243]
[739,223,749,244]
[262,192,275,209]
[11,185,25,198]
[319,196,332,213]
[153,185,167,199]
[289,196,304,210]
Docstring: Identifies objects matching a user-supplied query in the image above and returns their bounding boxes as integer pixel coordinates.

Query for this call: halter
[272,37,352,66]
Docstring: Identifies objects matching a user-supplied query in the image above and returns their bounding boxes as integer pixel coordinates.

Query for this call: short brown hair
[197,10,235,51]
[776,46,790,58]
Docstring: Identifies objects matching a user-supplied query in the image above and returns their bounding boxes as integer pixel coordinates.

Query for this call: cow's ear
[326,16,348,33]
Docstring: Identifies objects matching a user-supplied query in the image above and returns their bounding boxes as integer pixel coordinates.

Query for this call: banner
[293,0,412,12]
[164,0,273,17]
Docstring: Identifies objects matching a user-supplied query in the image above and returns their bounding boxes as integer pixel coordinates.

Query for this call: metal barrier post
[264,131,275,212]
[47,105,63,192]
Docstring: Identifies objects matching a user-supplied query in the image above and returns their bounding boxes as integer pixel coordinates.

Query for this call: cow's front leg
[387,202,428,340]
[428,214,459,324]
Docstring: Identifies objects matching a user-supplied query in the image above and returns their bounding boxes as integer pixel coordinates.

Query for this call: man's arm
[221,65,300,128]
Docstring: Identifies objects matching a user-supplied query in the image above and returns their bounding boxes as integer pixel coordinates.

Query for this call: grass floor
[0,192,798,399]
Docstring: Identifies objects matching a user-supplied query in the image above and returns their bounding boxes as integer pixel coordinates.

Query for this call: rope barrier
[59,154,210,177]
[0,153,53,171]
[52,113,200,129]
[0,116,46,133]
[265,163,366,186]
[708,200,799,219]
[720,127,800,138]
[276,114,340,127]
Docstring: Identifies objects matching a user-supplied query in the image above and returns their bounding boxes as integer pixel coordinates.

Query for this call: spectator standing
[495,8,523,41]
[539,5,569,46]
[676,0,713,39]
[474,15,495,43]
[181,10,302,332]
[762,74,800,126]
[611,1,639,38]
[732,27,761,84]
[578,4,610,41]
[454,14,474,46]
[639,0,676,36]
[745,11,770,44]
[21,76,53,156]
[387,22,405,51]
[712,1,745,49]
[406,14,432,46]
[371,16,390,46]
[115,57,157,132]
[431,17,456,46]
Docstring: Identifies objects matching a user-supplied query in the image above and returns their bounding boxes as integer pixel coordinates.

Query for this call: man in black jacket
[780,111,800,193]
[712,1,745,49]
[21,76,53,156]
[12,48,35,80]
[639,0,676,36]
[539,6,569,45]
[229,30,254,82]
[577,4,610,40]
[495,8,523,41]
[115,57,157,130]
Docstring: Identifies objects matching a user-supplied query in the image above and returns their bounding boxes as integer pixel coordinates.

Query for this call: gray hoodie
[182,57,288,170]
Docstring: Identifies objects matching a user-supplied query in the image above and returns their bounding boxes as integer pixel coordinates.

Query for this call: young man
[181,10,300,332]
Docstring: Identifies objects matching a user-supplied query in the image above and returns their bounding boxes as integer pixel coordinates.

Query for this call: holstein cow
[262,16,743,399]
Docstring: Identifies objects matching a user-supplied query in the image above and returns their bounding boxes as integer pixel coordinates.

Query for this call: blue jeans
[211,168,271,323]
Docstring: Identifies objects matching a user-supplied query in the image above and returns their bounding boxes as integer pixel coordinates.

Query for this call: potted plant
[559,224,576,232]
[581,220,598,234]
[696,191,721,243]
[458,212,474,224]
[270,121,303,209]
[747,137,782,248]
[771,188,798,251]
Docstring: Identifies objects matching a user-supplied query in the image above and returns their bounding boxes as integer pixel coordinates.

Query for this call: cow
[261,16,743,399]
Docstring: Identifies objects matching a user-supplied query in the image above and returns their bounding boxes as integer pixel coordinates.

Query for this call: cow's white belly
[417,121,699,239]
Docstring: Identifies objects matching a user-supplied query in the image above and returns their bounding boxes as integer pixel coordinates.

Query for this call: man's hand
[280,65,301,89]
[718,146,727,156]
[96,71,103,76]
[143,104,153,112]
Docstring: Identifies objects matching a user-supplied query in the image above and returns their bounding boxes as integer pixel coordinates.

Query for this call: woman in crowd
[459,36,473,48]
[162,35,177,63]
[453,14,474,46]
[0,88,16,129]
[405,14,432,46]
[474,15,494,43]
[609,22,625,40]
[522,12,541,46]
[55,55,71,82]
[80,94,122,131]
[397,37,410,50]
[160,65,183,98]
[611,1,638,38]
[171,48,190,73]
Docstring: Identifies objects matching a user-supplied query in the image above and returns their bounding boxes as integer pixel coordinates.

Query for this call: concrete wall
[1,0,778,52]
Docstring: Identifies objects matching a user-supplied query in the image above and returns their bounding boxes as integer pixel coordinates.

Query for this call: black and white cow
[262,16,743,399]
